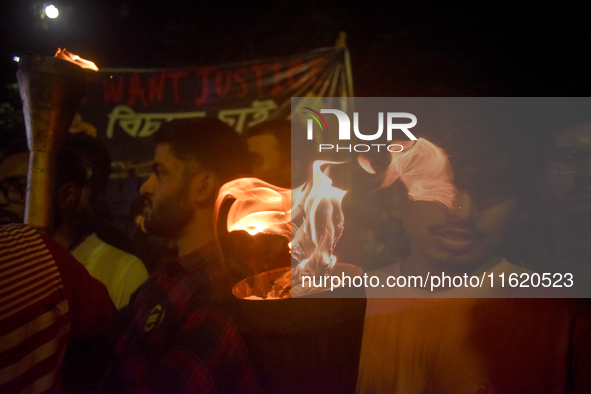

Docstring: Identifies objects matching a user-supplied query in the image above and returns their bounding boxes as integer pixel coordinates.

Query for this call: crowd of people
[1,108,590,392]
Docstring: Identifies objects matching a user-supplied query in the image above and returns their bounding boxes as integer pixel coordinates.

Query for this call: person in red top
[100,118,259,392]
[0,223,116,393]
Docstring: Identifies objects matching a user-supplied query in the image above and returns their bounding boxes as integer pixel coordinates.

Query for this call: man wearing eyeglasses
[0,138,149,310]
[0,151,28,225]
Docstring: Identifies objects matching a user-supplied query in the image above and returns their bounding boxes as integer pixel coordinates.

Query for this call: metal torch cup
[232,263,366,393]
[16,55,86,232]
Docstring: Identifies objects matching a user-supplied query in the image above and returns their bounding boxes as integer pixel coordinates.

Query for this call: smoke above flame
[54,48,99,71]
[358,138,457,209]
[215,161,346,280]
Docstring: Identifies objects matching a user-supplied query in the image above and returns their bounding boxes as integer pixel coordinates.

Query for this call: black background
[1,1,589,96]
[1,1,589,148]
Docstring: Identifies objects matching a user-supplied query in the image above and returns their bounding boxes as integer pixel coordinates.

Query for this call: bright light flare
[44,5,59,19]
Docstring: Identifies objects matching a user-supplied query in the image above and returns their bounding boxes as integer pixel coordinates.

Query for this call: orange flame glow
[358,138,457,209]
[54,48,99,71]
[291,160,346,276]
[216,178,291,239]
[215,161,346,279]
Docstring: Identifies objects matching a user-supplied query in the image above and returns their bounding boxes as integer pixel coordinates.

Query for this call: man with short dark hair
[100,117,259,392]
[60,133,130,252]
[358,117,591,393]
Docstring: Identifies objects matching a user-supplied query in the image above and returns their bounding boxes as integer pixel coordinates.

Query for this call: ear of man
[57,182,82,211]
[189,171,217,207]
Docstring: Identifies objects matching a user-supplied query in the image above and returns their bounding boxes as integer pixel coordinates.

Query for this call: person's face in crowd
[0,153,28,225]
[140,143,198,240]
[0,152,86,229]
[247,133,290,188]
[540,123,591,219]
[401,187,516,272]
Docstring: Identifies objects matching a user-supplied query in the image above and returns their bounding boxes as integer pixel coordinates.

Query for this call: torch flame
[291,160,346,276]
[358,138,457,209]
[217,178,291,239]
[215,160,346,282]
[54,48,99,71]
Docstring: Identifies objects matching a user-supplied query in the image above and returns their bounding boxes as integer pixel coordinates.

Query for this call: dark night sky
[1,1,589,97]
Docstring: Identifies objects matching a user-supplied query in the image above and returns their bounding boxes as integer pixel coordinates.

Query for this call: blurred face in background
[247,133,291,189]
[540,123,591,220]
[0,153,28,225]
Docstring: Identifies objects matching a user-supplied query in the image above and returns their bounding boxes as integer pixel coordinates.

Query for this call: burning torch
[16,49,97,232]
[214,139,457,392]
[215,161,366,393]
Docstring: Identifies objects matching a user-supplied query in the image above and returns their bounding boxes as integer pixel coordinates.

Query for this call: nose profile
[446,190,477,225]
[140,174,155,196]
